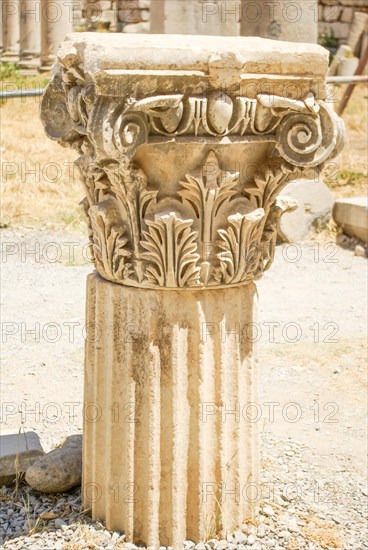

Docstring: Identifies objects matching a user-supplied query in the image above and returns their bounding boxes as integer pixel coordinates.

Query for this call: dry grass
[0,67,367,230]
[1,69,85,231]
[302,516,344,549]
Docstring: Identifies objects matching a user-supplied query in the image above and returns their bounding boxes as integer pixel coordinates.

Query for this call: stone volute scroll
[41,33,345,548]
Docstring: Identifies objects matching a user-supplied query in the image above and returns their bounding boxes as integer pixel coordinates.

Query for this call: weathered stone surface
[123,21,150,33]
[40,0,73,70]
[0,432,44,485]
[83,272,259,547]
[323,5,341,21]
[329,21,351,40]
[337,56,359,76]
[278,179,334,242]
[40,33,344,291]
[340,7,354,23]
[341,0,368,6]
[240,0,318,43]
[2,0,20,56]
[25,435,82,493]
[347,11,368,56]
[19,0,41,60]
[333,197,368,243]
[150,0,239,36]
[40,32,345,547]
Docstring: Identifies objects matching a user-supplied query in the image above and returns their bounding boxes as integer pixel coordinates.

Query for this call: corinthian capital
[41,33,345,289]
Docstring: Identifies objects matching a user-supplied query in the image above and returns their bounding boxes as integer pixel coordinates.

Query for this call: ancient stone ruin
[40,32,345,547]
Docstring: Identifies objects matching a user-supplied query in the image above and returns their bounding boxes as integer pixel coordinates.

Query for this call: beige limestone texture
[40,32,345,547]
[2,0,20,56]
[19,0,41,59]
[278,178,333,242]
[0,431,44,485]
[40,0,73,69]
[150,0,240,36]
[40,33,344,291]
[240,0,318,43]
[83,272,259,547]
[48,32,330,82]
[333,197,368,243]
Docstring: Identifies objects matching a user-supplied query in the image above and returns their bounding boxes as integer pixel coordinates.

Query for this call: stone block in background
[340,0,368,7]
[323,5,341,21]
[140,9,150,21]
[333,197,368,243]
[340,7,354,23]
[278,179,334,242]
[0,431,44,485]
[329,22,351,40]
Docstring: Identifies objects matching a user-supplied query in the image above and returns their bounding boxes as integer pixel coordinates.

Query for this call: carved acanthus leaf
[141,213,201,288]
[179,151,239,247]
[215,209,265,285]
[103,161,158,283]
[77,159,110,206]
[89,203,132,282]
[245,160,296,211]
[261,197,298,272]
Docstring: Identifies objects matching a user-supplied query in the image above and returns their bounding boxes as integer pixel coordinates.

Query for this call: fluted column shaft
[83,272,259,548]
[19,0,40,60]
[150,0,240,35]
[0,4,3,51]
[40,0,73,69]
[2,0,20,56]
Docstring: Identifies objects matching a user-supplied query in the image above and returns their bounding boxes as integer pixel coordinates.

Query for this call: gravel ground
[1,229,367,550]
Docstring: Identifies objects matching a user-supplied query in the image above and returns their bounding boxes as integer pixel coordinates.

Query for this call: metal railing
[0,89,44,99]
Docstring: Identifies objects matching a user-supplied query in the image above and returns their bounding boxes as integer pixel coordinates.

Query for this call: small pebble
[262,505,275,517]
[354,244,366,257]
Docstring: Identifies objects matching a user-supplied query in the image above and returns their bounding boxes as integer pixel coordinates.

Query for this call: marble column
[150,0,240,35]
[19,0,41,66]
[240,0,318,43]
[2,0,20,57]
[0,3,3,52]
[40,0,73,70]
[40,33,345,548]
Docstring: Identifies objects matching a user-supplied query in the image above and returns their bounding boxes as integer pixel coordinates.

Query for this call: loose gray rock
[25,435,82,493]
[0,432,44,485]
